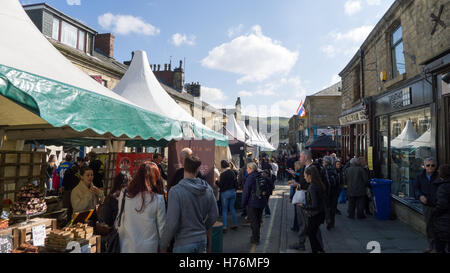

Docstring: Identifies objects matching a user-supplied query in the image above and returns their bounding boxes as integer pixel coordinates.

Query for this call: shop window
[389,107,434,203]
[391,25,406,78]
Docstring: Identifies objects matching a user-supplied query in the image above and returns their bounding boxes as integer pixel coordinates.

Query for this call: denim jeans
[221,189,238,227]
[173,240,207,253]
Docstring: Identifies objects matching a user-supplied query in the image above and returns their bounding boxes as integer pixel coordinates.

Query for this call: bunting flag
[296,100,306,117]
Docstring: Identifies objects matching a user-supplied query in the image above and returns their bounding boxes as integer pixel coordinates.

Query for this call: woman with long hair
[299,166,326,253]
[117,162,166,253]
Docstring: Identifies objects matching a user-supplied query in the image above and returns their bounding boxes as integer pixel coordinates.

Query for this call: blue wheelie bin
[370,178,393,220]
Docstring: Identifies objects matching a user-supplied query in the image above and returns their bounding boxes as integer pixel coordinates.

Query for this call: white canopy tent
[112,50,228,146]
[391,120,419,149]
[409,128,431,149]
[239,120,255,146]
[0,0,182,149]
[225,114,246,142]
[258,132,276,151]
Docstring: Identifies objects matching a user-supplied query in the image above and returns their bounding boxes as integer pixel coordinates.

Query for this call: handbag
[103,189,127,253]
[292,189,306,205]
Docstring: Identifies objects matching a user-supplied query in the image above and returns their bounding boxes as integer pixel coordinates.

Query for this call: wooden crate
[12,218,57,248]
[0,151,47,205]
[89,235,101,253]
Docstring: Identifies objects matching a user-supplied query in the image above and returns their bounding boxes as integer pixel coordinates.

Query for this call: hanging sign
[368,146,374,171]
[32,224,46,246]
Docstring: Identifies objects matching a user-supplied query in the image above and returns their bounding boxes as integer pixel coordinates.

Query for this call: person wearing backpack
[242,162,268,245]
[262,169,275,217]
[323,156,339,230]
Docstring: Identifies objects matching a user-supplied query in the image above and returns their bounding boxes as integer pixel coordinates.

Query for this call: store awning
[0,0,182,144]
[112,50,228,147]
[305,134,337,149]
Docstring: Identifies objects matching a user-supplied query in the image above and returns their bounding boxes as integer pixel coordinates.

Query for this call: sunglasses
[425,164,435,167]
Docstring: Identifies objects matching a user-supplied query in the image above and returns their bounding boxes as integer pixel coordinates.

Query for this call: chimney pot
[157,64,161,71]
[164,64,168,71]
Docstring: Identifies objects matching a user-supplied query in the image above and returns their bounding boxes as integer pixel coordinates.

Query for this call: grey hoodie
[160,177,219,250]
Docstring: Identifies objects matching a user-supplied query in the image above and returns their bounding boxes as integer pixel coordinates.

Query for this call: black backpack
[103,189,127,253]
[254,172,270,200]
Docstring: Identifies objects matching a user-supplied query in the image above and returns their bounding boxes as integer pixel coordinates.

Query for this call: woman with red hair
[117,162,166,253]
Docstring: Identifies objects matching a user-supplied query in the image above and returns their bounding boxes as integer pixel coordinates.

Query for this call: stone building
[303,82,342,148]
[288,115,306,152]
[23,3,228,132]
[338,0,450,234]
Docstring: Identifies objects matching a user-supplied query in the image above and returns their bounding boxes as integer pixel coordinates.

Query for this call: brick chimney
[94,33,115,58]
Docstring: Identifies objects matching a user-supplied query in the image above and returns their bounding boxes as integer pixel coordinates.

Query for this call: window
[102,80,107,87]
[78,30,85,52]
[391,25,406,77]
[52,17,60,40]
[389,108,434,200]
[202,118,206,125]
[61,21,78,48]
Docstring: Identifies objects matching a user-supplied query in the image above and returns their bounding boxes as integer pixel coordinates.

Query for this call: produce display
[11,184,47,215]
[11,243,39,253]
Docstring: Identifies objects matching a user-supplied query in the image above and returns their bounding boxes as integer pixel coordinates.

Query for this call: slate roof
[312,81,342,97]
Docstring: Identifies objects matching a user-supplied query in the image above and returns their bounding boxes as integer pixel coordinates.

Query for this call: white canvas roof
[410,128,431,149]
[0,0,137,106]
[391,120,419,148]
[112,50,227,144]
[226,114,245,142]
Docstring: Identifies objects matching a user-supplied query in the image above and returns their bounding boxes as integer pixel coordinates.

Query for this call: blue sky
[20,0,395,117]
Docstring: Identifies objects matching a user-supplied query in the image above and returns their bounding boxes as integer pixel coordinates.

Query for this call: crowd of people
[278,150,450,254]
[44,148,449,253]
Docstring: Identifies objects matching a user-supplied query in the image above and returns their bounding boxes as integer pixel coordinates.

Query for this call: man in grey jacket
[344,158,369,219]
[161,155,219,253]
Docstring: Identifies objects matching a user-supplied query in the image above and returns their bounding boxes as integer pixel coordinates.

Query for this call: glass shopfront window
[389,107,434,200]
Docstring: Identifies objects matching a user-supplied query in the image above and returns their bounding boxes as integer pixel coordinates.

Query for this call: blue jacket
[242,171,268,209]
[413,170,440,206]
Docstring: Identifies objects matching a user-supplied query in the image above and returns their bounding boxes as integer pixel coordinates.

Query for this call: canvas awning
[112,50,228,147]
[305,134,337,149]
[0,0,182,146]
[225,114,246,142]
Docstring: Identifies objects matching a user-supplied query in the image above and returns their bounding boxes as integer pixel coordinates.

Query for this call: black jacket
[413,170,440,207]
[344,164,369,197]
[432,179,450,242]
[62,168,80,191]
[89,159,104,189]
[101,194,119,227]
[157,163,168,180]
[303,184,326,218]
[217,169,238,192]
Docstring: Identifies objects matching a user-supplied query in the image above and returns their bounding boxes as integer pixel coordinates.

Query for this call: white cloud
[171,33,196,46]
[366,0,381,5]
[98,13,160,36]
[331,25,374,43]
[344,0,362,15]
[202,25,299,84]
[238,90,253,97]
[227,24,244,38]
[200,86,227,105]
[66,0,81,5]
[321,45,338,58]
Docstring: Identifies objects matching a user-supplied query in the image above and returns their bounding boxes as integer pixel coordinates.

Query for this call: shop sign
[115,153,153,177]
[32,224,46,246]
[339,110,367,125]
[389,87,412,109]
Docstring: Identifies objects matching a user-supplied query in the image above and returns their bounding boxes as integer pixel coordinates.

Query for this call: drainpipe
[360,48,365,99]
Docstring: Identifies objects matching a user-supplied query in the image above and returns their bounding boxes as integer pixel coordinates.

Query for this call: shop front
[339,101,370,163]
[373,75,437,232]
